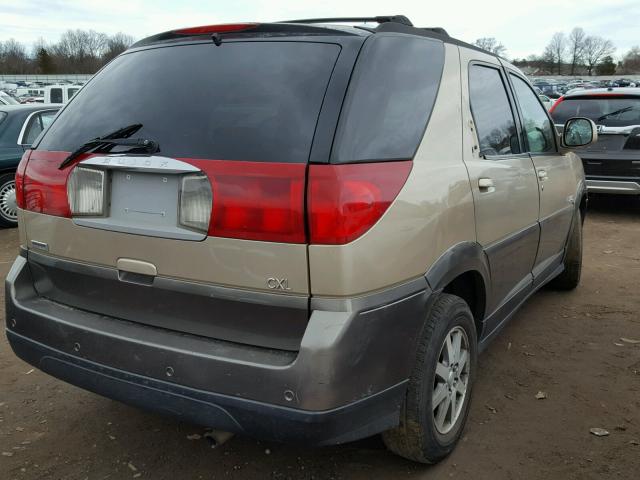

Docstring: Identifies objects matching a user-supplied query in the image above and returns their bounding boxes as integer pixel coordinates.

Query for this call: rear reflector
[187,160,306,244]
[67,166,106,216]
[173,23,258,35]
[307,161,412,245]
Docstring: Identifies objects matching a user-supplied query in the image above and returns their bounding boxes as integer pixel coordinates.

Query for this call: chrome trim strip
[80,155,200,174]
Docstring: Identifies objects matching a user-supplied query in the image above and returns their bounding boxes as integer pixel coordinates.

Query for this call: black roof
[132,15,497,58]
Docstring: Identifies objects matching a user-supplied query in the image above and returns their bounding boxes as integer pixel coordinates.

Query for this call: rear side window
[0,112,6,125]
[551,97,640,127]
[510,75,556,153]
[50,88,63,103]
[469,65,520,156]
[23,110,58,145]
[38,42,341,163]
[331,35,444,163]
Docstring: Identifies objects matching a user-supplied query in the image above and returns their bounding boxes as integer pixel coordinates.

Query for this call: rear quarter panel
[308,43,476,297]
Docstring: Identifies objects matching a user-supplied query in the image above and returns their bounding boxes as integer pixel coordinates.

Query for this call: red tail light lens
[308,161,412,245]
[22,150,71,217]
[188,160,306,243]
[14,150,31,210]
[173,23,258,35]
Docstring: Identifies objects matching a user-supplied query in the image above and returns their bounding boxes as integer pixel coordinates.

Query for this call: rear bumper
[586,179,640,194]
[5,254,433,445]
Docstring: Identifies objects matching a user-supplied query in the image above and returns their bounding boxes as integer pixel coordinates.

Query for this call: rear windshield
[38,42,341,163]
[551,96,640,127]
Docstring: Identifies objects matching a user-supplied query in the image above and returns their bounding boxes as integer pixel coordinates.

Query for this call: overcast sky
[1,0,637,59]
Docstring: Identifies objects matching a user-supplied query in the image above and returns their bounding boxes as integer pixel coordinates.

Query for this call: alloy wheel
[0,180,17,222]
[432,326,471,435]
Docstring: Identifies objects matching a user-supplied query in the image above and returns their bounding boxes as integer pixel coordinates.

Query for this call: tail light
[189,160,306,243]
[67,166,107,216]
[549,96,563,114]
[307,161,412,245]
[179,173,213,233]
[22,150,71,217]
[21,151,411,246]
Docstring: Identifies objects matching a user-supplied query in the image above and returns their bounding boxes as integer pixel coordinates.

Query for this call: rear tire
[549,210,582,290]
[382,294,477,464]
[0,172,18,228]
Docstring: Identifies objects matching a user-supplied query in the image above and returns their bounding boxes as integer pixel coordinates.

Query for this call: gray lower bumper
[586,179,640,195]
[5,254,433,444]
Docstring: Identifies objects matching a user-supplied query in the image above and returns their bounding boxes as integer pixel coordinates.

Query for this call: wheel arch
[425,242,490,337]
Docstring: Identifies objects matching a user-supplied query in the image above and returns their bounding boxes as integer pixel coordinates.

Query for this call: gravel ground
[1,194,639,480]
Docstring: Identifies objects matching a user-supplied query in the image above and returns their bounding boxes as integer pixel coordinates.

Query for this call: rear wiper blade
[58,123,157,170]
[596,106,634,122]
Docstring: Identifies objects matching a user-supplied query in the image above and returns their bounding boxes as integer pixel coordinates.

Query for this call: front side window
[510,75,555,153]
[469,65,520,157]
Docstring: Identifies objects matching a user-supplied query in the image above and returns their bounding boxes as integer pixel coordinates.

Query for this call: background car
[0,90,20,105]
[0,104,60,227]
[539,94,555,110]
[550,87,640,195]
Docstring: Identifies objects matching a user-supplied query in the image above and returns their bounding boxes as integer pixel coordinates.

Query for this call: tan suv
[5,16,596,463]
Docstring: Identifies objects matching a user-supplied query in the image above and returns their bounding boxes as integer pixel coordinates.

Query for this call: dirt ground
[1,194,639,480]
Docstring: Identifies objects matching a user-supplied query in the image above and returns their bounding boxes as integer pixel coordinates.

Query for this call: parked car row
[1,84,83,104]
[532,78,639,99]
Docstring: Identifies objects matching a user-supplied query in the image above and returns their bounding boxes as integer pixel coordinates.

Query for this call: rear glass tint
[331,35,444,163]
[38,42,341,163]
[551,97,640,127]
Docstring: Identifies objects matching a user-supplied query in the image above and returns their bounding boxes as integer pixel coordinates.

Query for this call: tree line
[474,30,640,76]
[0,30,135,75]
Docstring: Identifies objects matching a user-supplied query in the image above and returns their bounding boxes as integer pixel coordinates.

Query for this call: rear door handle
[478,178,495,192]
[537,169,548,180]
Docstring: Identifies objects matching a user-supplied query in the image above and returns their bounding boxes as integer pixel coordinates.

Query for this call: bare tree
[620,46,640,74]
[0,39,31,74]
[543,32,566,75]
[102,33,136,63]
[52,29,108,73]
[568,27,586,75]
[473,37,506,56]
[583,36,615,76]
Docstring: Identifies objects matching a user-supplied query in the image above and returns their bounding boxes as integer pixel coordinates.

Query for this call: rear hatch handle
[117,258,157,286]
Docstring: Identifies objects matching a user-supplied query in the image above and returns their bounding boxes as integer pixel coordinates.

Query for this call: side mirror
[562,117,598,148]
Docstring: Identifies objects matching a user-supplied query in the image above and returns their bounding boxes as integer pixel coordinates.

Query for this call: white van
[44,84,82,104]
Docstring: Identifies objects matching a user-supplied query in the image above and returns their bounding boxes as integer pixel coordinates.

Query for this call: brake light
[188,160,306,243]
[22,150,71,217]
[307,161,412,245]
[173,23,258,35]
[549,96,563,114]
[14,150,31,210]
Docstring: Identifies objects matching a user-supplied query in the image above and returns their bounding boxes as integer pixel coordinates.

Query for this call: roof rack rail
[279,15,414,27]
